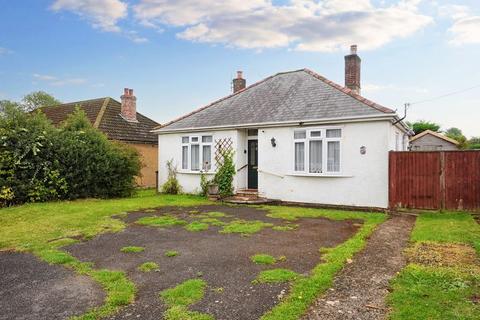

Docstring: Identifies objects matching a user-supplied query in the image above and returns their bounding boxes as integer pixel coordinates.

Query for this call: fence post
[440,152,446,210]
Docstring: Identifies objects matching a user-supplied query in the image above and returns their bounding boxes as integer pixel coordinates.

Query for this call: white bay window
[294,128,342,174]
[181,135,213,171]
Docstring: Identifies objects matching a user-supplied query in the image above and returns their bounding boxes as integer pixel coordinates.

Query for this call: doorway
[247,140,258,189]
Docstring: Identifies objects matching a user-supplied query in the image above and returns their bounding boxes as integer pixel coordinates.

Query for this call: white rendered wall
[256,121,393,208]
[158,130,241,194]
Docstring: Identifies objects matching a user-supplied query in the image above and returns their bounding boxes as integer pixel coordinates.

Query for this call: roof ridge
[410,130,460,145]
[155,70,299,130]
[93,97,110,128]
[44,97,111,109]
[302,68,395,114]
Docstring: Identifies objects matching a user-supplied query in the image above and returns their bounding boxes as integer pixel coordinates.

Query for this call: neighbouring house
[153,45,409,209]
[38,89,159,187]
[409,130,460,151]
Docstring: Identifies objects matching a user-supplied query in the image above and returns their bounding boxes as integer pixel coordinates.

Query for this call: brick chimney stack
[344,45,361,95]
[121,88,137,122]
[232,71,246,93]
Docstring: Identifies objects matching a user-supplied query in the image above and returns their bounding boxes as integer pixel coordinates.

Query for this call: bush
[162,159,182,194]
[214,149,235,197]
[0,105,141,206]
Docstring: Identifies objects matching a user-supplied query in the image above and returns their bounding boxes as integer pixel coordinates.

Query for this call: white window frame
[181,135,213,172]
[293,127,342,175]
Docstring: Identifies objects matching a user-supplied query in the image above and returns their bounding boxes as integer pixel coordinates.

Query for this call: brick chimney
[344,45,361,95]
[120,88,137,122]
[232,71,246,93]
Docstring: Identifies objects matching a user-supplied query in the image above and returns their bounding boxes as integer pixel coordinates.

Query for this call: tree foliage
[0,91,60,114]
[467,137,480,150]
[444,127,467,149]
[0,104,140,206]
[407,120,441,135]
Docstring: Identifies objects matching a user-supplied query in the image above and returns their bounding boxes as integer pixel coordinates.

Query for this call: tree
[467,137,480,150]
[407,120,441,135]
[21,91,60,111]
[444,127,467,149]
[0,91,60,114]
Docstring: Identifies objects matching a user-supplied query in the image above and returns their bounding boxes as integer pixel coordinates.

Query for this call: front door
[247,140,258,189]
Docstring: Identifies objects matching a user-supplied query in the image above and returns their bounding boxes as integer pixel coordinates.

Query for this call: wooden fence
[389,151,480,211]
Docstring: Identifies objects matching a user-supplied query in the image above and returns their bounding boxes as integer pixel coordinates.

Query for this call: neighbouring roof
[410,130,460,145]
[157,68,397,132]
[38,97,159,144]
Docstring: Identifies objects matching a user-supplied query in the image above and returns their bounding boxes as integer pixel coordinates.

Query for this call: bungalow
[153,46,409,209]
[39,89,159,187]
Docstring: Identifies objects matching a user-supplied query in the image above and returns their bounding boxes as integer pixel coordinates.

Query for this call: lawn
[387,212,480,320]
[0,191,386,320]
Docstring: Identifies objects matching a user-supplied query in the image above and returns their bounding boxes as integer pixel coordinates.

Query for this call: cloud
[363,83,428,94]
[51,0,127,32]
[33,73,87,86]
[439,4,480,46]
[0,47,13,55]
[133,0,432,51]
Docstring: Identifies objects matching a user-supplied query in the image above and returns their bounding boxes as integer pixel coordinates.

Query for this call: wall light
[271,137,277,147]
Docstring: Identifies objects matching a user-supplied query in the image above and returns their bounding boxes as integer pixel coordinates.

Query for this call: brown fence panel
[389,152,441,210]
[444,151,480,210]
[389,151,480,211]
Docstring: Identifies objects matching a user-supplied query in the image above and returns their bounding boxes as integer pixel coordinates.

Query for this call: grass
[120,246,145,253]
[199,218,225,226]
[387,211,480,320]
[0,189,210,319]
[272,224,299,231]
[136,215,187,228]
[203,211,227,218]
[220,219,273,235]
[165,250,179,257]
[255,269,298,283]
[251,254,277,265]
[160,279,213,320]
[261,206,385,320]
[185,221,209,232]
[138,262,159,272]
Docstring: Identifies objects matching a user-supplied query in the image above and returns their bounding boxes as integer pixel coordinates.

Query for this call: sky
[1,0,479,137]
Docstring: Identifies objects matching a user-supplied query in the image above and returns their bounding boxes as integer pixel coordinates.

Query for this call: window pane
[191,145,200,171]
[327,141,340,172]
[294,130,306,139]
[309,140,322,173]
[326,129,341,138]
[191,137,199,142]
[182,146,188,169]
[202,135,212,143]
[247,129,258,136]
[310,131,321,137]
[202,145,211,171]
[294,142,305,171]
[182,136,189,143]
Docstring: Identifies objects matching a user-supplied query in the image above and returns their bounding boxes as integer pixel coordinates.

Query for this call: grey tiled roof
[39,98,159,144]
[159,68,395,131]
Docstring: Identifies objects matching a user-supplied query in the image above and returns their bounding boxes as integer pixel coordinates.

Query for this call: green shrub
[162,159,182,194]
[0,105,141,206]
[213,149,235,198]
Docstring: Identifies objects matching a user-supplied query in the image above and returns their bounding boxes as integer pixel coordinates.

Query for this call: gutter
[152,113,398,134]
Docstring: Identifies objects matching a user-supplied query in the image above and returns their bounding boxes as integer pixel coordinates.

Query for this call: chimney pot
[232,70,246,93]
[121,88,137,122]
[345,45,361,95]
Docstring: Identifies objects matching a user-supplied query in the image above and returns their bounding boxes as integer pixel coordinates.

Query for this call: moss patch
[138,262,159,272]
[255,268,298,283]
[200,218,225,226]
[120,246,145,253]
[272,224,299,231]
[220,219,273,235]
[160,279,213,320]
[165,250,179,257]
[251,254,276,265]
[136,215,187,228]
[203,211,228,218]
[185,221,209,232]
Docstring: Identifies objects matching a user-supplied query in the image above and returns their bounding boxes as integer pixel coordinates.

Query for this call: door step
[223,189,274,204]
